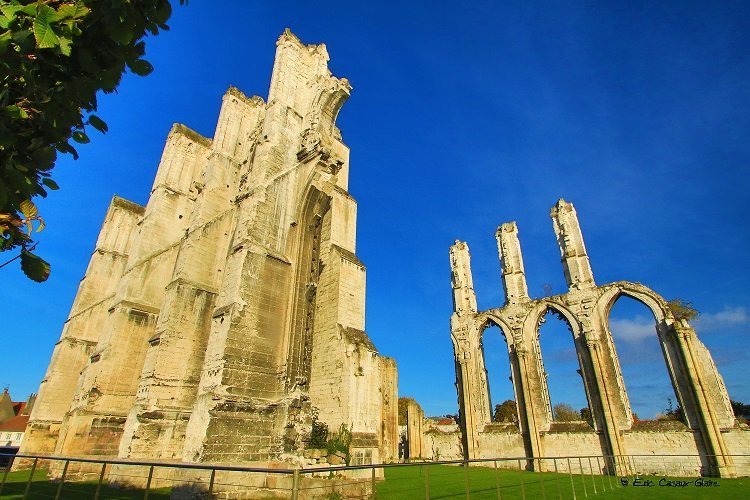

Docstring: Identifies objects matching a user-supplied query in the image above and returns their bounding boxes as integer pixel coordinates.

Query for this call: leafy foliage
[662,397,684,422]
[326,423,352,465]
[667,298,699,322]
[308,418,329,449]
[0,0,184,281]
[579,406,592,424]
[552,403,579,422]
[398,396,417,425]
[492,399,517,423]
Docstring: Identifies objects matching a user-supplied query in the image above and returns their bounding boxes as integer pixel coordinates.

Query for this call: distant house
[0,389,35,468]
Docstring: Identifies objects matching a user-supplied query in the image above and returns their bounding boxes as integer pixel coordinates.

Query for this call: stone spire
[496,222,529,304]
[450,240,478,314]
[550,199,595,289]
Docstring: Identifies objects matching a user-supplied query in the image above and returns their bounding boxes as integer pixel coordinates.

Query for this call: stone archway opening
[537,307,592,425]
[607,294,682,422]
[480,323,517,425]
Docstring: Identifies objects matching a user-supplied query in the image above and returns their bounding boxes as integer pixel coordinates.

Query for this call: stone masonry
[447,199,745,477]
[20,30,398,472]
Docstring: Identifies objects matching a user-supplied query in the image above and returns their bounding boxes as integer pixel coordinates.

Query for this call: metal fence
[0,452,748,499]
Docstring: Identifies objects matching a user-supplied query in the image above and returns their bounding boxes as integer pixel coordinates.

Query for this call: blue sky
[2,1,749,419]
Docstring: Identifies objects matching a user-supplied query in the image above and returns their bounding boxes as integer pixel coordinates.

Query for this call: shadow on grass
[0,468,171,499]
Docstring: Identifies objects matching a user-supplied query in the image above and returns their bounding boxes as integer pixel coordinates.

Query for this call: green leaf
[128,58,154,76]
[56,141,79,160]
[33,4,61,49]
[19,199,38,219]
[58,34,71,55]
[20,250,51,282]
[153,2,172,24]
[0,30,11,54]
[42,178,59,190]
[57,1,90,20]
[72,131,90,144]
[4,105,28,119]
[87,115,108,133]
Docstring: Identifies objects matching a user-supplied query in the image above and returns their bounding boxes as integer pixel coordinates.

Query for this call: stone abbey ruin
[21,30,398,480]
[19,29,748,493]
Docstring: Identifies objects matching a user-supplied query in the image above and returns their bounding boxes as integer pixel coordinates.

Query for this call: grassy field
[376,464,750,499]
[0,468,171,499]
[0,465,748,498]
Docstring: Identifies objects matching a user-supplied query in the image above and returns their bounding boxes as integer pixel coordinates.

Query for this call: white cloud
[694,306,749,332]
[609,316,656,343]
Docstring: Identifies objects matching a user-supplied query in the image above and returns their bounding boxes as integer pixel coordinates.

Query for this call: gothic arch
[283,184,332,392]
[599,281,673,327]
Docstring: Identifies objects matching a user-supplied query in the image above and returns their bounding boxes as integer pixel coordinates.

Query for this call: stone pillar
[56,125,206,460]
[496,222,529,304]
[119,91,260,461]
[449,241,490,459]
[510,340,544,468]
[406,400,424,459]
[550,199,595,290]
[450,241,478,314]
[672,322,735,477]
[18,196,141,460]
[379,357,399,463]
[581,335,627,475]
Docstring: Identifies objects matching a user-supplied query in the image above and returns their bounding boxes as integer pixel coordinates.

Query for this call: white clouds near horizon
[610,306,749,343]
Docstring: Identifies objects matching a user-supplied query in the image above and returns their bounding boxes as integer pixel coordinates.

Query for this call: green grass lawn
[377,464,750,500]
[1,465,747,499]
[0,468,171,499]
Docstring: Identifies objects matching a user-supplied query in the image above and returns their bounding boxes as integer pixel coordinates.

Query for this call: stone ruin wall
[19,30,398,477]
[403,200,748,477]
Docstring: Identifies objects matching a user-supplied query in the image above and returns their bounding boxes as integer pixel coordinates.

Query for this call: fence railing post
[424,464,430,500]
[372,466,377,499]
[291,468,299,500]
[208,468,216,498]
[464,461,471,500]
[538,458,546,499]
[493,460,501,500]
[577,458,587,498]
[0,460,10,495]
[22,457,38,500]
[93,462,106,500]
[553,458,562,500]
[518,459,526,500]
[587,457,596,494]
[567,458,576,500]
[143,464,154,500]
[55,459,69,500]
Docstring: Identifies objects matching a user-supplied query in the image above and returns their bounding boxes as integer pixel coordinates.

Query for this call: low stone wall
[423,429,463,461]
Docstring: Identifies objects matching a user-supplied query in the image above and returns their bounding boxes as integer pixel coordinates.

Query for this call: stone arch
[475,315,518,426]
[600,281,673,326]
[283,184,332,392]
[597,282,680,423]
[526,300,594,429]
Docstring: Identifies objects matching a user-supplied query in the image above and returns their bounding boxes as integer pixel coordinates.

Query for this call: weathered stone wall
[22,30,396,474]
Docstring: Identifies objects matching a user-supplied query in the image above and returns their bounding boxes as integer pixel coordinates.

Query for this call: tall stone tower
[21,30,398,467]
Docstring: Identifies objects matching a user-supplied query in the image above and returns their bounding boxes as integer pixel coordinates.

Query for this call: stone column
[449,241,489,459]
[16,196,141,461]
[672,322,734,477]
[582,335,627,475]
[550,199,595,290]
[496,222,529,304]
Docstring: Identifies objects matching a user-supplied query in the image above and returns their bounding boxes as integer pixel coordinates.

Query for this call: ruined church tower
[21,30,398,466]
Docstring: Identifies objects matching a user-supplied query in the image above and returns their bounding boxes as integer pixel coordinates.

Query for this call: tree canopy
[0,0,184,281]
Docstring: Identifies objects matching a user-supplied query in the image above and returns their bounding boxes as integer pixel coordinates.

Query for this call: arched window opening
[537,308,591,424]
[608,295,679,422]
[481,324,517,425]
